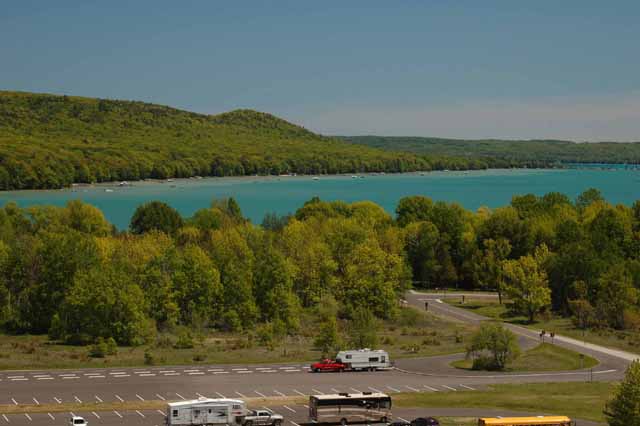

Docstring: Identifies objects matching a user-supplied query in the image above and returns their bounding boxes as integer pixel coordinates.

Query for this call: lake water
[0,169,638,229]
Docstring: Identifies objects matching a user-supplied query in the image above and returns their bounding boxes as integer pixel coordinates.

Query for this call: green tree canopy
[130,201,184,235]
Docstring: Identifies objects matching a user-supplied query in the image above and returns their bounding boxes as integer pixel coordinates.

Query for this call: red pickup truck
[310,359,346,373]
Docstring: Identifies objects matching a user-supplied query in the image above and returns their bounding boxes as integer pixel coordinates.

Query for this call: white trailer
[336,349,392,371]
[166,398,246,426]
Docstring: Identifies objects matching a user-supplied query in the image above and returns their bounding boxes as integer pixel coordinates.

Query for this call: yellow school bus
[478,416,574,426]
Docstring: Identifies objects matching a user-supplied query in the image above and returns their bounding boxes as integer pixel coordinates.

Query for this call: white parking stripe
[113,411,122,418]
[196,393,205,398]
[216,392,226,399]
[156,394,166,401]
[115,394,124,402]
[368,387,382,393]
[273,390,286,397]
[2,414,8,423]
[136,410,145,418]
[312,389,323,395]
[293,389,306,396]
[331,388,340,394]
[176,393,186,400]
[442,385,457,391]
[290,422,301,426]
[423,385,439,392]
[386,386,400,392]
[460,384,475,390]
[140,373,156,377]
[37,377,53,380]
[54,397,62,404]
[235,391,247,398]
[406,386,421,392]
[48,413,55,420]
[255,391,267,398]
[74,396,82,403]
[92,412,100,419]
[164,373,181,376]
[32,398,39,405]
[24,414,31,422]
[89,375,105,378]
[136,394,145,401]
[283,405,296,413]
[398,418,409,423]
[158,410,167,417]
[11,398,18,405]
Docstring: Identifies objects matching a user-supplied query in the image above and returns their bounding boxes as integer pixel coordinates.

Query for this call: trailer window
[194,410,200,417]
[381,356,386,362]
[346,354,352,359]
[233,405,242,410]
[172,410,178,417]
[369,357,379,362]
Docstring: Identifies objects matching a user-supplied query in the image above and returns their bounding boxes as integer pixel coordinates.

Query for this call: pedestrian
[424,301,429,311]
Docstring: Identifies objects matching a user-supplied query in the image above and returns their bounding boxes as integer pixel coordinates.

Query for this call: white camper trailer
[336,349,392,371]
[166,398,246,426]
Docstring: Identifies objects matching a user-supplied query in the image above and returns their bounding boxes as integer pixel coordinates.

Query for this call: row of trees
[0,188,638,346]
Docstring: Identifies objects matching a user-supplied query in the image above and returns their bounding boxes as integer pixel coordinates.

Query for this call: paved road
[0,290,625,425]
[405,290,632,379]
[0,403,602,426]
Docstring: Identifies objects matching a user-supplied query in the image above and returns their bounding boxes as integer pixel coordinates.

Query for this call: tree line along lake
[0,168,638,229]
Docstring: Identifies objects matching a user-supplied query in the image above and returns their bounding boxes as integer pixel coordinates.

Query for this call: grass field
[394,382,615,423]
[446,298,640,355]
[451,342,599,371]
[0,307,475,370]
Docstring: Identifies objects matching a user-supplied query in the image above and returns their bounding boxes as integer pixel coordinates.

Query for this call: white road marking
[188,372,205,375]
[405,386,421,392]
[114,411,122,418]
[284,369,301,372]
[159,370,175,374]
[74,396,82,403]
[442,385,457,391]
[89,375,105,378]
[215,392,226,399]
[386,386,401,393]
[140,373,156,377]
[176,393,186,400]
[255,368,271,371]
[48,413,55,420]
[112,374,130,377]
[293,389,306,397]
[115,394,124,402]
[62,376,79,380]
[24,414,31,422]
[11,398,18,405]
[290,422,301,426]
[423,385,439,392]
[136,410,145,418]
[136,394,145,401]
[92,412,100,419]
[184,369,201,373]
[350,387,361,393]
[134,371,151,374]
[2,414,8,423]
[237,371,253,374]
[164,373,180,376]
[232,368,248,371]
[398,418,410,423]
[8,376,25,379]
[255,391,267,398]
[331,388,340,394]
[36,377,53,380]
[95,395,103,403]
[32,398,39,405]
[157,410,167,417]
[303,404,309,409]
[368,387,382,393]
[235,391,247,398]
[312,389,323,395]
[54,397,62,404]
[10,378,28,381]
[460,384,475,390]
[196,393,205,398]
[59,374,77,377]
[32,375,50,378]
[208,369,225,372]
[156,394,166,401]
[283,405,296,413]
[259,370,277,373]
[273,389,286,397]
[110,372,126,375]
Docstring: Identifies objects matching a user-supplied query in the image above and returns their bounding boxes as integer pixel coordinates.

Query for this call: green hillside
[0,91,487,190]
[344,135,640,165]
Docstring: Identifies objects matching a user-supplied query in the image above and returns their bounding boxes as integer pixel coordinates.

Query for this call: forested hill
[343,136,640,165]
[0,91,488,190]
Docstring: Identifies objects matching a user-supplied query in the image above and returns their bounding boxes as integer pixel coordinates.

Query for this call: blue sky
[1,1,639,140]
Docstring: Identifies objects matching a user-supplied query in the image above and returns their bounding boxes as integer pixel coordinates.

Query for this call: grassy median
[451,342,599,371]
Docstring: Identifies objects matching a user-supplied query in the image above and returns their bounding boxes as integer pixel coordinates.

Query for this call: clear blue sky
[2,1,639,140]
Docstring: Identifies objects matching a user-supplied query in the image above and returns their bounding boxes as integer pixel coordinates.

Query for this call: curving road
[0,290,631,425]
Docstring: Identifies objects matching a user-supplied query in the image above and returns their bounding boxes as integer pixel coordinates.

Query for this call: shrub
[105,337,118,356]
[397,308,421,327]
[193,353,206,362]
[144,350,155,365]
[174,330,194,349]
[88,338,108,358]
[466,324,520,371]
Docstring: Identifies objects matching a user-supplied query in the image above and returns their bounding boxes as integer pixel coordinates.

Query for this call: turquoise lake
[0,169,638,229]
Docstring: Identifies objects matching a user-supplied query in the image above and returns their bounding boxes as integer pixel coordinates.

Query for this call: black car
[389,422,410,426]
[410,418,440,426]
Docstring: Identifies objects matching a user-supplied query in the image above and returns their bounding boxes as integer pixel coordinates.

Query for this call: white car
[69,416,87,426]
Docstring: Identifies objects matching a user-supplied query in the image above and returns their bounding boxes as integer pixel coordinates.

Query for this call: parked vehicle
[309,392,392,425]
[310,359,347,372]
[411,417,440,426]
[69,416,87,426]
[166,398,246,426]
[242,409,283,426]
[336,349,392,371]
